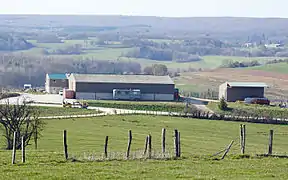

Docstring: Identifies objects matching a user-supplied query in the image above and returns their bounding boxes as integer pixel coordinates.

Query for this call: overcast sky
[0,0,287,17]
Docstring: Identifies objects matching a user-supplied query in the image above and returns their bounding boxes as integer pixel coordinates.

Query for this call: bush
[0,93,20,100]
[218,97,228,110]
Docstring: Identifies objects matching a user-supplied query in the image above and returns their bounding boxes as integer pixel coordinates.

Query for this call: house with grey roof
[45,74,69,94]
[68,73,175,101]
[219,82,268,102]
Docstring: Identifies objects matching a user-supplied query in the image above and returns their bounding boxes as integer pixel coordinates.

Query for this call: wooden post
[126,130,132,159]
[221,140,234,160]
[143,136,148,155]
[12,131,16,164]
[34,128,38,150]
[268,130,274,155]
[63,130,68,160]
[162,128,166,154]
[148,134,152,159]
[174,129,179,157]
[178,131,181,157]
[240,124,243,154]
[104,136,108,158]
[22,136,25,163]
[242,125,246,154]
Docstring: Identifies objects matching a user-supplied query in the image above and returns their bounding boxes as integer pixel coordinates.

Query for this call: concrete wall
[75,92,95,100]
[76,92,174,101]
[154,94,174,101]
[218,83,227,100]
[49,79,68,88]
[76,92,113,100]
[46,87,64,94]
[73,82,175,94]
[227,87,264,102]
[95,93,113,100]
[45,75,68,94]
[141,94,154,101]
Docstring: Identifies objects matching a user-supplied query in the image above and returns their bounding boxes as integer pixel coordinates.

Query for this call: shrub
[218,97,228,111]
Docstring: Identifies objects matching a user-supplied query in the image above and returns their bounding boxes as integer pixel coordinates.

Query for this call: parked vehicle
[174,88,180,101]
[244,97,270,105]
[112,89,141,101]
[62,100,88,109]
[59,90,63,96]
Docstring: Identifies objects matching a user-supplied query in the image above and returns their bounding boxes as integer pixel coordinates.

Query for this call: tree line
[220,58,288,68]
[0,53,173,87]
[0,34,34,51]
[0,54,142,87]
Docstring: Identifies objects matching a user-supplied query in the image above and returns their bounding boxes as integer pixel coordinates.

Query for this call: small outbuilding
[45,74,68,94]
[219,82,268,102]
[68,74,175,101]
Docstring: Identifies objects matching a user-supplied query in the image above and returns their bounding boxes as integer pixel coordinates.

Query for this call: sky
[0,0,287,18]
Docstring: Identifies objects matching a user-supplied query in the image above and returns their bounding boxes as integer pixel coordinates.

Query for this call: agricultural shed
[68,74,175,101]
[219,82,268,102]
[45,73,68,94]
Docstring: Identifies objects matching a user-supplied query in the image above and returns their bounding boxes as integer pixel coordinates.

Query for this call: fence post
[242,124,246,154]
[162,128,166,155]
[12,131,16,165]
[34,129,38,150]
[63,130,68,160]
[221,140,234,160]
[126,130,132,159]
[178,131,181,157]
[143,136,149,156]
[268,129,274,155]
[104,136,109,158]
[148,134,152,159]
[174,129,179,158]
[22,136,25,163]
[240,124,243,154]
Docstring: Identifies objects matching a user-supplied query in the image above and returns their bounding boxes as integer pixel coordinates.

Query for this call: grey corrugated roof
[225,82,268,88]
[70,74,175,85]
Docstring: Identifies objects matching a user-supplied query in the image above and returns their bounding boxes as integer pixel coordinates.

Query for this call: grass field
[20,40,281,70]
[248,62,288,74]
[87,100,185,112]
[36,106,99,117]
[207,102,288,119]
[1,115,288,179]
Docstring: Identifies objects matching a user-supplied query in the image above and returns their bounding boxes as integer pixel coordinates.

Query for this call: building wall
[74,82,175,94]
[75,92,174,101]
[49,79,68,88]
[46,87,64,94]
[218,83,228,100]
[46,78,68,94]
[154,94,174,101]
[227,87,264,102]
[76,92,96,100]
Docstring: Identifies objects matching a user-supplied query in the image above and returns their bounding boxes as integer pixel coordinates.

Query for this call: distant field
[87,100,185,112]
[1,115,288,179]
[248,62,288,74]
[148,39,183,43]
[20,40,281,70]
[174,68,288,99]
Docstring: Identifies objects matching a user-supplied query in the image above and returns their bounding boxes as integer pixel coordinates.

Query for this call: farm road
[0,93,214,119]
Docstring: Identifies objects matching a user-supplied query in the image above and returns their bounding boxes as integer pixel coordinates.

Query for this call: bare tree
[0,99,45,150]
